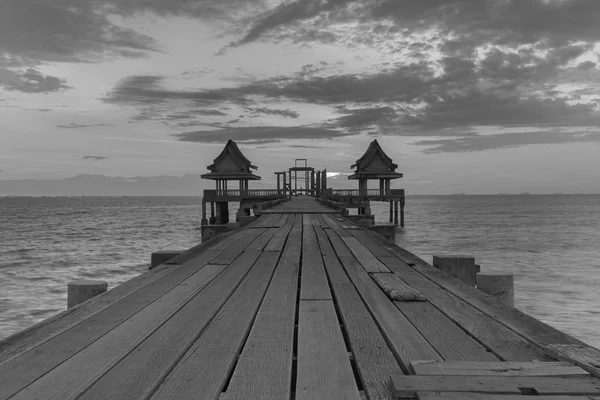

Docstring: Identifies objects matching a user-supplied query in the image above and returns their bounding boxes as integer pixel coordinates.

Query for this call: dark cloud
[1,68,71,93]
[249,107,299,118]
[0,0,160,65]
[174,125,353,143]
[82,156,109,161]
[57,123,114,128]
[414,130,600,153]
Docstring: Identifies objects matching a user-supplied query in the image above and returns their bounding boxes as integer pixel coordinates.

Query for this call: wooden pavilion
[201,139,261,225]
[349,139,405,225]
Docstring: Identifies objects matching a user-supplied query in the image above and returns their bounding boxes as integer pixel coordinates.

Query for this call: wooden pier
[199,139,406,241]
[1,196,600,399]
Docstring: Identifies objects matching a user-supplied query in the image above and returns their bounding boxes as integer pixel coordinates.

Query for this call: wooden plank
[409,360,590,376]
[378,256,552,362]
[347,229,395,258]
[8,260,230,400]
[321,214,351,237]
[0,262,177,366]
[545,344,600,379]
[363,230,586,349]
[302,213,311,226]
[309,213,321,227]
[370,272,426,301]
[325,229,442,371]
[222,228,301,400]
[148,251,281,400]
[316,214,327,227]
[245,227,279,251]
[296,300,361,400]
[0,250,222,399]
[392,375,600,397]
[252,214,277,228]
[321,248,402,400]
[340,236,389,273]
[210,228,266,264]
[293,213,303,228]
[167,228,246,264]
[275,213,289,227]
[76,252,263,400]
[300,225,332,300]
[264,217,294,252]
[417,394,594,400]
[395,302,501,362]
[314,226,336,257]
[199,229,250,252]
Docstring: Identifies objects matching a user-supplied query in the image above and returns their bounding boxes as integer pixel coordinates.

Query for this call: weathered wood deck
[1,197,600,400]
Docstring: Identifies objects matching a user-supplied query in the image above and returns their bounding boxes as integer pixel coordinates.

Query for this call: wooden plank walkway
[1,196,599,400]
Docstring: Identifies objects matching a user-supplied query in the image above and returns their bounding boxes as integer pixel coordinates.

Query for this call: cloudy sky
[1,0,599,194]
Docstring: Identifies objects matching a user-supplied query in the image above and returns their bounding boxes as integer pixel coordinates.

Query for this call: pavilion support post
[277,175,281,193]
[400,197,405,227]
[311,170,315,196]
[322,169,327,190]
[477,272,515,307]
[201,200,207,225]
[389,201,393,223]
[394,200,398,225]
[210,202,215,224]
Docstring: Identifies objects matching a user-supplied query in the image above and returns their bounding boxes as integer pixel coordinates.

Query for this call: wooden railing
[203,189,286,198]
[329,189,405,198]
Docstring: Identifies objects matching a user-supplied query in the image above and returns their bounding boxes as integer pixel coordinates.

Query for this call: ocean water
[1,195,599,349]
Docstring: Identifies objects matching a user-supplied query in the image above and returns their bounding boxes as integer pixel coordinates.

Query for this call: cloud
[57,123,114,129]
[174,125,353,143]
[0,0,160,65]
[0,68,71,93]
[82,156,109,161]
[414,130,600,153]
[248,107,299,118]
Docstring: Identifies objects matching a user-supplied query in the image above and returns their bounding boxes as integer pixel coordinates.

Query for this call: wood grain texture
[296,300,361,400]
[264,217,294,252]
[195,229,250,252]
[0,249,221,398]
[165,230,247,265]
[0,261,177,367]
[392,375,600,397]
[222,229,301,400]
[417,393,594,400]
[77,252,263,400]
[340,236,390,273]
[544,344,600,379]
[252,214,278,227]
[396,301,500,362]
[322,252,402,400]
[325,229,442,371]
[363,229,586,349]
[370,272,426,301]
[210,228,266,264]
[378,256,551,362]
[245,227,280,251]
[409,360,590,376]
[8,261,227,400]
[346,229,394,258]
[300,225,332,300]
[149,251,281,400]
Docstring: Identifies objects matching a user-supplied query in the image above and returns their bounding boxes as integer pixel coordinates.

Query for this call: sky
[1,0,600,194]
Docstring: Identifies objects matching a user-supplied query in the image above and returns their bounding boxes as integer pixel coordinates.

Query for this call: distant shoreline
[1,193,599,198]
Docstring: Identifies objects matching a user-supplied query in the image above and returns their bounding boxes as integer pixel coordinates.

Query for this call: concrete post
[68,280,108,308]
[151,250,182,269]
[432,255,478,286]
[400,197,405,227]
[389,201,393,222]
[477,272,515,307]
[394,201,399,225]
